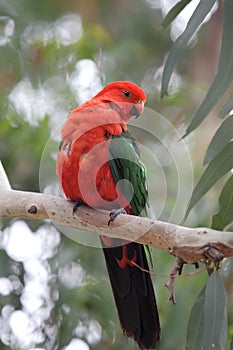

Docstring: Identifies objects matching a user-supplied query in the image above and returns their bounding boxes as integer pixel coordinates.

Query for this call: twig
[165,257,184,304]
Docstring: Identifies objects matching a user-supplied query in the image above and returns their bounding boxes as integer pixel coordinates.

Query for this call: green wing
[109,130,148,217]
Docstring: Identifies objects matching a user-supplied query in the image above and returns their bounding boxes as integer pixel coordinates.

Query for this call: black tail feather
[101,240,160,349]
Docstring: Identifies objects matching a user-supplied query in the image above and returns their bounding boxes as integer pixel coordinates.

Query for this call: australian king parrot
[56,81,160,349]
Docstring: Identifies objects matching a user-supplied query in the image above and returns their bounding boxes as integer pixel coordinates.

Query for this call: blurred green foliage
[0,0,233,350]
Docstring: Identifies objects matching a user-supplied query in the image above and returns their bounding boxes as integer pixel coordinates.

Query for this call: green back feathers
[109,130,148,217]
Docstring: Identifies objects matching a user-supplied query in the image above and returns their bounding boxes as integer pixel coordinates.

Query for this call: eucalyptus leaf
[219,95,233,118]
[162,0,192,29]
[212,175,233,230]
[203,271,226,350]
[185,286,205,350]
[185,142,233,220]
[161,0,217,97]
[219,306,228,350]
[185,0,233,135]
[204,114,233,165]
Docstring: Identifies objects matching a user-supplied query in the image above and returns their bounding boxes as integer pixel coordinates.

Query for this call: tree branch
[0,161,233,263]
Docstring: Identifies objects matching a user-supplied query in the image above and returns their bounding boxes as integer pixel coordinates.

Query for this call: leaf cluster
[162,0,233,347]
[162,0,233,230]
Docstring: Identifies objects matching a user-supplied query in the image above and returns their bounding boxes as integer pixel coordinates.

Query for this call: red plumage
[56,81,160,349]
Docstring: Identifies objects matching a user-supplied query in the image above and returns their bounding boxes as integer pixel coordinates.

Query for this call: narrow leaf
[219,95,233,118]
[185,142,233,220]
[203,271,226,350]
[185,286,205,350]
[204,114,233,165]
[161,0,217,97]
[219,306,228,350]
[185,0,233,135]
[212,175,233,230]
[162,0,192,29]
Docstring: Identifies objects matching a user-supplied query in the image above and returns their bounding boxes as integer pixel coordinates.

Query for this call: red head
[92,81,146,121]
[66,81,147,137]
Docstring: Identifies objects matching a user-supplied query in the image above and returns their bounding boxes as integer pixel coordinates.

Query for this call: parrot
[56,81,160,349]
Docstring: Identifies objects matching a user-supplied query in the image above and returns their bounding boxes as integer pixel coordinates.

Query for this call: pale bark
[1,161,233,264]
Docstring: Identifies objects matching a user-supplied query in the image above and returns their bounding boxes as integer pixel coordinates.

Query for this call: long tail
[101,239,160,349]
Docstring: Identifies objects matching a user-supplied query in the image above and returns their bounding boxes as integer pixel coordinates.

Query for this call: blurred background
[0,0,232,349]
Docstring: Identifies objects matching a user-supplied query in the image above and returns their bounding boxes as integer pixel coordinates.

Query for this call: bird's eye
[123,90,131,98]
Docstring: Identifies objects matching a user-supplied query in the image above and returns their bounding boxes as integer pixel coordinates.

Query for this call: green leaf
[204,114,233,165]
[162,0,192,29]
[219,306,228,350]
[185,286,205,350]
[185,0,233,135]
[212,175,233,230]
[186,274,227,350]
[161,0,217,97]
[203,271,226,350]
[219,95,233,118]
[185,142,233,220]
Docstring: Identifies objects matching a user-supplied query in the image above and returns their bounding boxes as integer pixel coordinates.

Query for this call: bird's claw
[72,199,83,213]
[108,208,126,226]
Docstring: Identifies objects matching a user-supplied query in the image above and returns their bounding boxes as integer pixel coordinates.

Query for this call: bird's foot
[108,208,126,226]
[72,199,83,213]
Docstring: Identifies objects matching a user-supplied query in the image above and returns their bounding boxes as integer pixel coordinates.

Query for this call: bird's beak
[129,105,140,118]
[130,102,144,118]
